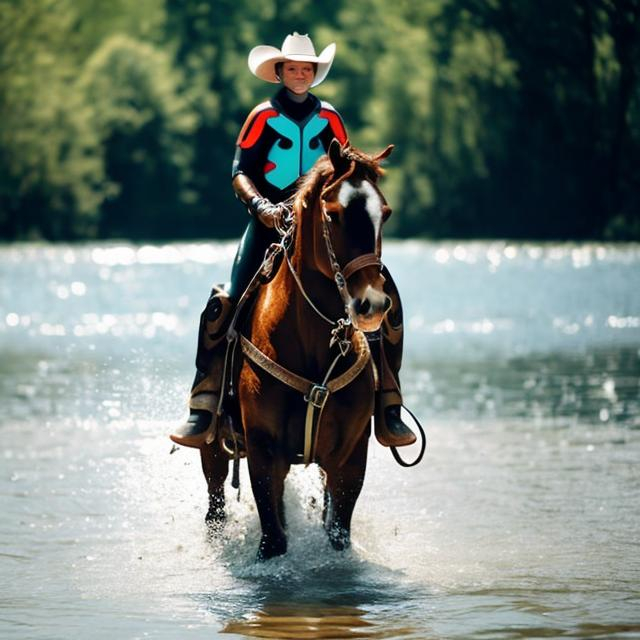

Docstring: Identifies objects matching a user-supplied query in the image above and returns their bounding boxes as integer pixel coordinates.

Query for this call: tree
[0,0,105,239]
[1,0,638,241]
[79,35,197,239]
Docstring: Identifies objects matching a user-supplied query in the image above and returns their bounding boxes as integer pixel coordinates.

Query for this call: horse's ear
[374,144,394,162]
[328,138,350,176]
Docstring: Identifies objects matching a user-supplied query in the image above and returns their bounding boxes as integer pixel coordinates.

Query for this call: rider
[170,32,415,450]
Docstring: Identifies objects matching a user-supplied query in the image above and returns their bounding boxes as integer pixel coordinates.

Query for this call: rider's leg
[372,266,416,448]
[170,219,277,448]
[169,287,232,447]
[226,217,278,300]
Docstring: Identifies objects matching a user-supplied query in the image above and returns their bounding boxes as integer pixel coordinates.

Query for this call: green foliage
[79,35,197,238]
[0,0,105,239]
[1,0,639,241]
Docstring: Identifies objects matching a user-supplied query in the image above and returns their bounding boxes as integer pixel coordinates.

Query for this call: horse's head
[311,139,394,332]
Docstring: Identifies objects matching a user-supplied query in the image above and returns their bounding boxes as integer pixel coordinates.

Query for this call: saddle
[200,239,288,457]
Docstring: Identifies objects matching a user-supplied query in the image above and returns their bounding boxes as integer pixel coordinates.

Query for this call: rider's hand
[249,196,286,228]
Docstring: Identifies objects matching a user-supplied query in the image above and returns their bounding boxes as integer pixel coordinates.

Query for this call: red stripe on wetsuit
[318,108,348,145]
[237,108,279,149]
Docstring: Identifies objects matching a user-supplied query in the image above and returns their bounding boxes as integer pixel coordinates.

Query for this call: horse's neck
[285,201,345,349]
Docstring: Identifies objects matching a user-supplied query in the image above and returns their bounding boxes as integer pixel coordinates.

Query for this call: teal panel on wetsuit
[266,114,300,190]
[301,115,328,173]
[265,113,330,190]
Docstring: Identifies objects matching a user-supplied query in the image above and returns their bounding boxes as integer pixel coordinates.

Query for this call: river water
[1,240,639,639]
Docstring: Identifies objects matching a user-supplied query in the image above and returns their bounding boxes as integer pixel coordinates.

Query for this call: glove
[249,196,287,228]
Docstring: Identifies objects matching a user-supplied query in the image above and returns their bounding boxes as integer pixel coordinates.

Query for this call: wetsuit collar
[272,86,318,122]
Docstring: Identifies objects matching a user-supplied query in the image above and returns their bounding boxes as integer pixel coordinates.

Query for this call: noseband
[230,164,386,466]
[319,197,382,319]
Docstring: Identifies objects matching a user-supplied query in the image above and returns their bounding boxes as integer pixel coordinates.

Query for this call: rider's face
[280,61,315,95]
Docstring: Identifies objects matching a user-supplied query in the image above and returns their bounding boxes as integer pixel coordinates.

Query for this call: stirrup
[390,405,426,468]
[374,404,417,448]
[219,414,246,459]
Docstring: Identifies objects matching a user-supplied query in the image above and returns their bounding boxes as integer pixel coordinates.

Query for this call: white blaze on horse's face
[338,180,384,241]
[336,178,390,332]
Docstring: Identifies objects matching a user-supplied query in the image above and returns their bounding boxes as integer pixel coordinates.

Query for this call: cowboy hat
[248,32,336,88]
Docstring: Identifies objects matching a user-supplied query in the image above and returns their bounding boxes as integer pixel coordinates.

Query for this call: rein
[230,173,383,466]
[284,249,336,326]
[283,183,382,328]
[318,199,382,319]
[223,167,421,468]
[271,173,382,464]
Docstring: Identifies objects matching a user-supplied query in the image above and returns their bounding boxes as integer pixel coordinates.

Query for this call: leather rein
[236,169,381,465]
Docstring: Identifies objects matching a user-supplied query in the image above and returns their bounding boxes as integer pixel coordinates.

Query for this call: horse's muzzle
[349,287,391,332]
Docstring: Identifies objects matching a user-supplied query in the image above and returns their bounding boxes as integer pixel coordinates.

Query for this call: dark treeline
[1,0,639,241]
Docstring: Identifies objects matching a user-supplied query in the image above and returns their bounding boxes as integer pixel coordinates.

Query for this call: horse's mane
[291,145,386,213]
[292,156,334,212]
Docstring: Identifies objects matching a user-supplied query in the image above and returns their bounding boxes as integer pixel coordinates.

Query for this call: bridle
[233,180,381,466]
[225,154,424,468]
[283,164,385,331]
[231,167,386,466]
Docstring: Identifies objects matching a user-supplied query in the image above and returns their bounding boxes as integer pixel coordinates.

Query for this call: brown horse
[200,140,394,560]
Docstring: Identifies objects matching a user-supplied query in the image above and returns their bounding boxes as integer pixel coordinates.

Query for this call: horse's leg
[278,491,287,532]
[245,428,289,560]
[323,430,369,551]
[199,439,229,530]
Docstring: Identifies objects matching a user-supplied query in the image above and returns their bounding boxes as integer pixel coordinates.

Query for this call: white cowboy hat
[248,32,336,88]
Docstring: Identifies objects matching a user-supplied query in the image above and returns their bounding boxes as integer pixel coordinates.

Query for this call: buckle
[330,317,353,356]
[334,272,346,290]
[305,384,330,410]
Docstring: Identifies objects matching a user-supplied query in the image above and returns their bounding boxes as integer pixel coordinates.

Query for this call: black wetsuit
[194,88,347,374]
[228,87,347,299]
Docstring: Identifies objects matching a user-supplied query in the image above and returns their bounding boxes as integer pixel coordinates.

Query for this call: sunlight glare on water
[1,241,639,639]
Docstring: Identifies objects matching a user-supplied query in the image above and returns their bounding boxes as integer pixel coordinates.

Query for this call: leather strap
[342,253,381,280]
[240,330,372,465]
[240,330,371,396]
[240,335,310,394]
